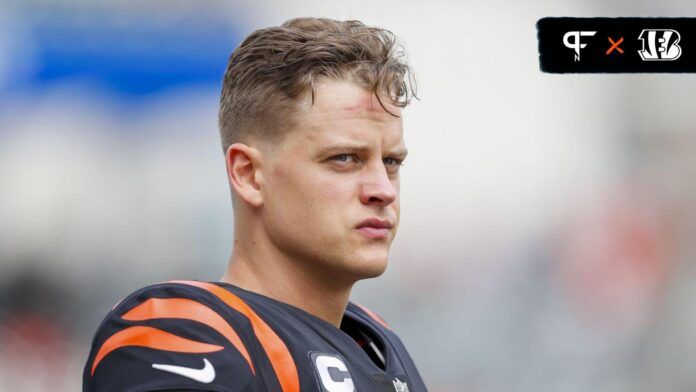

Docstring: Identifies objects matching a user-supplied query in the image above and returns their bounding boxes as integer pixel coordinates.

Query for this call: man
[84,17,426,392]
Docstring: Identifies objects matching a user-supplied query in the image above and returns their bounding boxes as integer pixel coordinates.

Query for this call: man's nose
[359,163,397,206]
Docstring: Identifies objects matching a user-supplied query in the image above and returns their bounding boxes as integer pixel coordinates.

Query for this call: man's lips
[356,218,393,239]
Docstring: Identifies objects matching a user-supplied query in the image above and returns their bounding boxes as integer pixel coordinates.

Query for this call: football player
[84,17,426,392]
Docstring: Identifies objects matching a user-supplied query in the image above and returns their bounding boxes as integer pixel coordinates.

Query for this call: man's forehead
[339,94,399,115]
[310,80,401,116]
[279,79,405,152]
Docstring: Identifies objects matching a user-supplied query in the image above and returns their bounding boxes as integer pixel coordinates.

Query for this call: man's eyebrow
[316,143,372,156]
[388,148,408,158]
[316,143,408,157]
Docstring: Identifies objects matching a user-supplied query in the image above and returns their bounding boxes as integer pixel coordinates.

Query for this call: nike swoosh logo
[152,358,216,383]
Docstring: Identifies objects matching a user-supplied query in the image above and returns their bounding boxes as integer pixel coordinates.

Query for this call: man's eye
[331,154,357,163]
[383,157,403,166]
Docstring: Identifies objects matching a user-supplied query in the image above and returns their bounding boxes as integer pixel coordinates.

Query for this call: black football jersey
[83,281,427,391]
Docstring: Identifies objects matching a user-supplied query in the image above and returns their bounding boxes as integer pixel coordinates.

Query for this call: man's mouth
[356,218,393,239]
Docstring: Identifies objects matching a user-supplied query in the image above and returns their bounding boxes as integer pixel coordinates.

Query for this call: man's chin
[347,252,389,280]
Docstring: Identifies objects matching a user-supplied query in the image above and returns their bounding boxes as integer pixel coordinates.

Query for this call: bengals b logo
[638,29,682,61]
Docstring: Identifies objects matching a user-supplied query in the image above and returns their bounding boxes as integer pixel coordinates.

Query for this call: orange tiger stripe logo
[91,326,223,375]
[122,297,255,374]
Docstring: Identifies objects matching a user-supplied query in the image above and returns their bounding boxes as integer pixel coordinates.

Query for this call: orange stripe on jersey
[354,303,391,330]
[122,297,255,374]
[172,280,300,392]
[91,325,223,376]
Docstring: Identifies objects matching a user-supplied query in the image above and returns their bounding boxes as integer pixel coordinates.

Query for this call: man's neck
[221,248,354,327]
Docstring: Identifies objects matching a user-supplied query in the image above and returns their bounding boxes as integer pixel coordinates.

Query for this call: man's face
[259,80,407,282]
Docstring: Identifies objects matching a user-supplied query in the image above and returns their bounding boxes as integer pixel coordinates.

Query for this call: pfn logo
[638,29,682,61]
[563,31,597,61]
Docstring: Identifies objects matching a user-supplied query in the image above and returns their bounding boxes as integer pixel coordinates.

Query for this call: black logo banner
[537,17,696,73]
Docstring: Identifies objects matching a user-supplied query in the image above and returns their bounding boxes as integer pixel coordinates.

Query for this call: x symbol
[606,37,624,55]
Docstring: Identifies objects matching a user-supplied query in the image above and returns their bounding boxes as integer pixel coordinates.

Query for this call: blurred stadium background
[2,0,696,390]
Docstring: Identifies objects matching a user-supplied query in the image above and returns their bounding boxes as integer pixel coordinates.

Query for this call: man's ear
[225,143,264,207]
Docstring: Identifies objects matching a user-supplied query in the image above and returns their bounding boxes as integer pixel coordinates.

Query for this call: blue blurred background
[2,1,696,390]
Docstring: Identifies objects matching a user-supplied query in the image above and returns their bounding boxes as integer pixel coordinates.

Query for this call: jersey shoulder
[83,281,260,392]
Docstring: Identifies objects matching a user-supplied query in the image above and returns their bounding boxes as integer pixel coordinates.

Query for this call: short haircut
[218,17,415,153]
